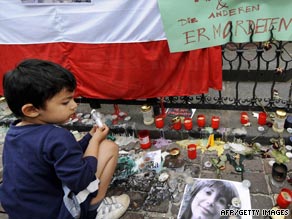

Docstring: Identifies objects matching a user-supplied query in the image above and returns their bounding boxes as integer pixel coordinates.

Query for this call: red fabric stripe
[0,41,222,99]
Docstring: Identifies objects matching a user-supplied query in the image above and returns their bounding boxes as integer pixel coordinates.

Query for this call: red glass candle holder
[138,130,151,149]
[276,188,292,209]
[211,116,220,130]
[172,117,182,130]
[155,115,164,129]
[197,114,206,128]
[258,112,267,126]
[240,112,249,124]
[187,144,197,159]
[184,117,193,130]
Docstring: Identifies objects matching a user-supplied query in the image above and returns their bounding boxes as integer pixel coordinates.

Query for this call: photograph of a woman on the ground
[178,179,252,219]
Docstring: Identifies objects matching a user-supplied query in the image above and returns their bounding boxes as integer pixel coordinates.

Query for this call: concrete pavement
[1,104,292,219]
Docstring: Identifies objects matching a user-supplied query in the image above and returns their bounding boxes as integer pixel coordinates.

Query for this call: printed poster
[177,178,252,219]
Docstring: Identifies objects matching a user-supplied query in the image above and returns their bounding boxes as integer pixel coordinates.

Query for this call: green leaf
[271,150,289,164]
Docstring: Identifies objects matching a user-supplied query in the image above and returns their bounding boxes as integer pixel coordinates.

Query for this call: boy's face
[37,88,77,125]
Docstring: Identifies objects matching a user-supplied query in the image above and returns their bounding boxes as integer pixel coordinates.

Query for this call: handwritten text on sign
[157,0,292,52]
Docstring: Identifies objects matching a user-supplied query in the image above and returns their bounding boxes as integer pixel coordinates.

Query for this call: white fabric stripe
[0,0,166,44]
[75,178,100,204]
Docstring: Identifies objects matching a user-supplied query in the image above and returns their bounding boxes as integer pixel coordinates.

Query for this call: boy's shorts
[80,191,98,219]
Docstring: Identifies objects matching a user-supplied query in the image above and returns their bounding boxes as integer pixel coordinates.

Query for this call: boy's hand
[90,124,109,143]
[89,126,97,136]
[89,123,106,136]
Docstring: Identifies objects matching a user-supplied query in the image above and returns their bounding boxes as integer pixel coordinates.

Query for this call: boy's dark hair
[3,59,77,117]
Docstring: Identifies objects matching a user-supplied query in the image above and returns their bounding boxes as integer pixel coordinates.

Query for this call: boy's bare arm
[84,125,109,158]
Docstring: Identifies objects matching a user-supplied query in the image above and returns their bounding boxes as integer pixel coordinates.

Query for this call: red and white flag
[0,0,222,99]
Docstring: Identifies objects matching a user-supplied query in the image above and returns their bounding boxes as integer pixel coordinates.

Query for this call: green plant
[271,149,289,164]
[211,154,227,177]
[269,137,289,164]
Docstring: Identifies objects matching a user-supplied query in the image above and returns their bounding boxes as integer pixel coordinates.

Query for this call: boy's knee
[102,139,119,155]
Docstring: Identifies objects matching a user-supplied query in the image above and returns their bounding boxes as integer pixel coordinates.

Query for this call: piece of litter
[242,179,251,188]
[258,126,265,132]
[124,116,131,121]
[158,172,169,182]
[287,128,292,134]
[268,160,275,167]
[286,152,292,159]
[204,161,212,168]
[286,145,292,151]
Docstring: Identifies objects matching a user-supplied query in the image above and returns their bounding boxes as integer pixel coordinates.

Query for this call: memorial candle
[197,114,206,128]
[211,116,220,130]
[184,117,193,130]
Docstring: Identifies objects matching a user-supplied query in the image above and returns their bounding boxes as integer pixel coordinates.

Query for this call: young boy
[0,59,130,219]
